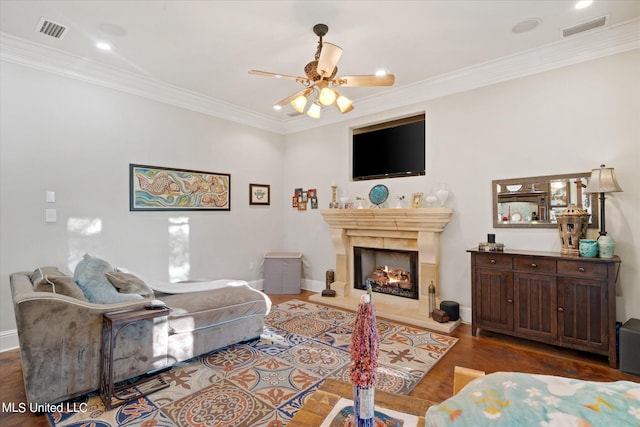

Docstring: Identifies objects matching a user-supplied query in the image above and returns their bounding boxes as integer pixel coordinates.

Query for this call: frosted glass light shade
[336,95,353,113]
[306,102,321,119]
[291,95,307,113]
[319,87,337,105]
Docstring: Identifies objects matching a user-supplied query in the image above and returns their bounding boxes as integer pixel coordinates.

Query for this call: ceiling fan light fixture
[249,24,395,119]
[306,102,322,119]
[291,95,308,113]
[318,87,337,105]
[336,94,353,113]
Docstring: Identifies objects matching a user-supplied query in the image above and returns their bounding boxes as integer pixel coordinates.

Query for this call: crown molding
[2,18,638,136]
[0,32,286,134]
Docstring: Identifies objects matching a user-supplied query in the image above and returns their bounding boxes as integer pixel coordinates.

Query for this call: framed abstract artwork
[130,164,230,211]
[249,183,270,205]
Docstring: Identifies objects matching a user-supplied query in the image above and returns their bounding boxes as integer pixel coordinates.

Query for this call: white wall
[283,50,640,323]
[0,61,285,341]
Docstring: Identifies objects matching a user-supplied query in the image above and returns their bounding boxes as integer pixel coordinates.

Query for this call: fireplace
[354,247,418,300]
[314,208,458,332]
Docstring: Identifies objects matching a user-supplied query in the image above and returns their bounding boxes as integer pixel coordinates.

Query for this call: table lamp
[584,164,623,258]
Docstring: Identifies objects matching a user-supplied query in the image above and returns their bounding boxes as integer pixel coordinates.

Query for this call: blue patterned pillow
[74,254,143,303]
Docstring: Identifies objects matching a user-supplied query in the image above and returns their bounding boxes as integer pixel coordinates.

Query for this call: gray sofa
[10,261,271,405]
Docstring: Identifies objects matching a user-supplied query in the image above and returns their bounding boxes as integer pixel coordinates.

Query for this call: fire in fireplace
[353,247,418,300]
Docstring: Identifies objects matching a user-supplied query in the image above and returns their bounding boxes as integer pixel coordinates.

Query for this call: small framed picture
[297,201,307,211]
[249,183,270,205]
[292,195,298,208]
[310,198,318,209]
[411,192,424,208]
[550,181,569,207]
[307,188,317,199]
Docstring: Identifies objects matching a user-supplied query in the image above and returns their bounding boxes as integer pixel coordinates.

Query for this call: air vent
[562,16,607,37]
[35,17,69,40]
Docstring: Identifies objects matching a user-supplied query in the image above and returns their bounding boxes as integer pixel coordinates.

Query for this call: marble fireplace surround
[311,208,460,332]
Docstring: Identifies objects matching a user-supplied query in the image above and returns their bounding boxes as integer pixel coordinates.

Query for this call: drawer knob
[490,259,497,264]
[531,263,537,268]
[558,307,564,312]
[578,267,585,272]
[507,299,513,304]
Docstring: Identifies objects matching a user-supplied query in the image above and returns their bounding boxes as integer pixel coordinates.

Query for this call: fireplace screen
[353,247,418,300]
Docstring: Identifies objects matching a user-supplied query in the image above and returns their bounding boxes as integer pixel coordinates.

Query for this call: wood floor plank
[1,290,637,426]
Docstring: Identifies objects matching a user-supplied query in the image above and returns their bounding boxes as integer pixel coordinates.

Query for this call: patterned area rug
[47,299,457,426]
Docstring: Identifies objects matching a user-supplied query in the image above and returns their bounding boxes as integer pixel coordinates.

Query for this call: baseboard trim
[0,329,19,353]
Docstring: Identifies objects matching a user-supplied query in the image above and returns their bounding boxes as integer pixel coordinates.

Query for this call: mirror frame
[492,172,599,229]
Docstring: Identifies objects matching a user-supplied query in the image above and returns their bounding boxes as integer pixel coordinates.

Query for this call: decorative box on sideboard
[468,249,621,368]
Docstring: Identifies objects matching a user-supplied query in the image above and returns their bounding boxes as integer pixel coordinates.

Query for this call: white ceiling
[1,1,639,133]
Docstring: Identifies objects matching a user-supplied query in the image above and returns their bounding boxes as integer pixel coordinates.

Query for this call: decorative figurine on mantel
[329,185,340,208]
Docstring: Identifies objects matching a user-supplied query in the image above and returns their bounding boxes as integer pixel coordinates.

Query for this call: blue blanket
[425,371,640,426]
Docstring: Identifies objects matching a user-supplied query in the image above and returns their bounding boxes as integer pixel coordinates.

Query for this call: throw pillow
[30,266,65,286]
[74,254,143,304]
[105,271,154,298]
[34,275,89,301]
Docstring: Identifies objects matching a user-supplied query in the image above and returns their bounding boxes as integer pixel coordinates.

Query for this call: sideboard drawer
[475,254,512,270]
[514,257,556,274]
[557,260,607,279]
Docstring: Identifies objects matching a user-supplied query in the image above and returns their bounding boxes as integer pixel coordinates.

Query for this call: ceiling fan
[249,24,395,118]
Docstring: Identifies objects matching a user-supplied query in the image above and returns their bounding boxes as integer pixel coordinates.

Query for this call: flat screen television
[352,115,425,181]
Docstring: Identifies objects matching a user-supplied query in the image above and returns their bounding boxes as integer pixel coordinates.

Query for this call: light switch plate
[46,191,56,203]
[45,208,57,223]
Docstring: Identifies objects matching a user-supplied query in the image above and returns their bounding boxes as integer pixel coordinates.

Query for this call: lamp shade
[584,165,623,194]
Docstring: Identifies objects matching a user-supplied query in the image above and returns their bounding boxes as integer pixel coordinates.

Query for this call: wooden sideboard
[468,249,621,368]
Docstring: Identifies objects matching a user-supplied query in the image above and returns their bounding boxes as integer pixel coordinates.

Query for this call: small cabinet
[469,249,620,368]
[263,252,302,294]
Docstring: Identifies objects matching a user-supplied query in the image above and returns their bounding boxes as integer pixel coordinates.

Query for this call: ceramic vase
[353,385,375,427]
[579,239,598,258]
[598,235,615,259]
[436,184,450,207]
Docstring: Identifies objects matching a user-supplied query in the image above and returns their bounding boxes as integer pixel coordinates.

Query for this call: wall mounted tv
[352,114,426,181]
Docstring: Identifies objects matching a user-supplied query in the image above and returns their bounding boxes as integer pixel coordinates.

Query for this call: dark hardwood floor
[1,290,637,426]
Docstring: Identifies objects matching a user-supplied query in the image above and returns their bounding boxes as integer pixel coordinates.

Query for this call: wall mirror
[492,172,599,229]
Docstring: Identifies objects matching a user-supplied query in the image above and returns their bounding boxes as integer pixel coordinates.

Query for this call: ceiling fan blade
[317,42,343,78]
[275,87,312,108]
[334,74,395,87]
[249,70,309,84]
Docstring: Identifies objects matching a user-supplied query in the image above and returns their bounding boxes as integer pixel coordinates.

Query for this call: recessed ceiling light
[96,42,111,51]
[512,18,542,34]
[375,69,388,76]
[273,105,282,110]
[98,23,127,37]
[575,0,593,10]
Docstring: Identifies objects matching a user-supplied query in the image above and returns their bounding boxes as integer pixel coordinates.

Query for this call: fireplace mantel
[320,208,453,233]
[313,207,459,332]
